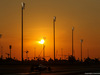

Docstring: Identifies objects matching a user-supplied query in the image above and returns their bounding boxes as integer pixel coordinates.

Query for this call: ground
[0,64,100,75]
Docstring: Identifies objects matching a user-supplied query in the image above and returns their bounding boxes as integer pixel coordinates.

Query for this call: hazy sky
[0,0,100,60]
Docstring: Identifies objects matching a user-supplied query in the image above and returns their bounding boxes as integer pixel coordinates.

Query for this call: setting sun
[39,39,45,44]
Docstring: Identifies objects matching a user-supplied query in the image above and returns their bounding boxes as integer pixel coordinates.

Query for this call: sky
[0,0,100,60]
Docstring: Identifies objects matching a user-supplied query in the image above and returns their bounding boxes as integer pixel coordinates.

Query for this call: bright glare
[39,39,45,44]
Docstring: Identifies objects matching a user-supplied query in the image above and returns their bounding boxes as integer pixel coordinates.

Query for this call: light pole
[0,34,2,59]
[6,53,10,58]
[1,46,3,59]
[43,44,45,59]
[87,49,89,58]
[9,45,12,58]
[61,48,63,60]
[80,39,83,62]
[43,37,46,59]
[72,27,74,56]
[21,2,25,62]
[26,50,29,60]
[34,47,36,60]
[39,38,45,59]
[0,34,2,38]
[53,16,56,60]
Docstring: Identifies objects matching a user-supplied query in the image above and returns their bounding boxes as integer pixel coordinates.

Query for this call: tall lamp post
[0,34,2,59]
[80,39,83,62]
[43,37,46,59]
[72,27,74,57]
[25,50,29,60]
[21,2,25,62]
[0,34,2,39]
[39,38,45,59]
[34,47,36,60]
[53,16,56,60]
[9,45,12,58]
[43,44,45,59]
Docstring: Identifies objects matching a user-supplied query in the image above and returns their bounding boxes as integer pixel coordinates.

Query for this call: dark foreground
[0,64,100,75]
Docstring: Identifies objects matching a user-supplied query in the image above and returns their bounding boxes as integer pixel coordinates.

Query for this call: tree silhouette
[68,55,76,63]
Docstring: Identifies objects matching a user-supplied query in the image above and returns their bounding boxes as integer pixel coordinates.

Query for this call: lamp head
[21,2,25,9]
[54,16,56,21]
[80,39,83,43]
[72,27,74,31]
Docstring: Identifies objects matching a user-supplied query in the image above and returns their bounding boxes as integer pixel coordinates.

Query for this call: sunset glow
[39,39,45,44]
[0,0,100,61]
[1,1,100,74]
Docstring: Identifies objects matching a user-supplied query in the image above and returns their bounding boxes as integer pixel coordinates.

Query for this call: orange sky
[0,0,100,60]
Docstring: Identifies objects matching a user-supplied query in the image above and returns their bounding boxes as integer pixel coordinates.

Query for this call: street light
[0,34,3,59]
[21,2,25,62]
[9,45,12,58]
[53,16,56,60]
[72,27,74,56]
[34,47,36,60]
[80,39,83,62]
[39,38,46,59]
[22,2,25,9]
[0,34,2,38]
[24,50,29,60]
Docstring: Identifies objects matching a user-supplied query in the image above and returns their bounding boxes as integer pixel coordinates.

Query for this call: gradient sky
[0,0,100,60]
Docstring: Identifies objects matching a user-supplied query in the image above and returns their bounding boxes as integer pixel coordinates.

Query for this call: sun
[39,39,45,44]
